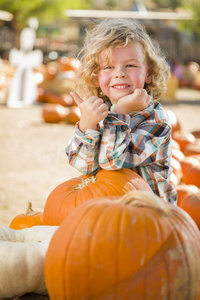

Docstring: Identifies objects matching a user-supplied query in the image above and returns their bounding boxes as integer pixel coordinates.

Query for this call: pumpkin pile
[36,56,82,125]
[4,164,200,299]
[166,109,200,228]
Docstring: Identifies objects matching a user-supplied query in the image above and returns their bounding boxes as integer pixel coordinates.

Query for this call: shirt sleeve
[99,109,172,170]
[66,122,101,174]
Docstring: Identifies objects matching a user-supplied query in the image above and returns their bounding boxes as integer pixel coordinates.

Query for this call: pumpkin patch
[1,85,200,299]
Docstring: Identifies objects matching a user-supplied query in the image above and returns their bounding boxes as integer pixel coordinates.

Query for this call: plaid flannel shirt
[66,99,177,204]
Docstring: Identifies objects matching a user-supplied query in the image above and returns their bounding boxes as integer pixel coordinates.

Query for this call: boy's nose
[114,68,126,78]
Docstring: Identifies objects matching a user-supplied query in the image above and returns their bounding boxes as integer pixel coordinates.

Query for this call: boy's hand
[70,91,108,133]
[113,89,150,115]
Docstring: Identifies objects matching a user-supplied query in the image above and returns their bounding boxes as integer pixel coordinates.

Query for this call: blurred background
[0,0,200,105]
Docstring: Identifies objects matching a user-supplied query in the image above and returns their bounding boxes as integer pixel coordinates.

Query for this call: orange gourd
[43,169,152,225]
[45,190,200,300]
[9,202,43,229]
[179,191,200,229]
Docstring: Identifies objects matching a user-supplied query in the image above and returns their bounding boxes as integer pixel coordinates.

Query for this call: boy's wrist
[78,121,98,133]
[111,103,132,115]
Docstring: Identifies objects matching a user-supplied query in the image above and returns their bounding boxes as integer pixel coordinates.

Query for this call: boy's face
[96,41,151,105]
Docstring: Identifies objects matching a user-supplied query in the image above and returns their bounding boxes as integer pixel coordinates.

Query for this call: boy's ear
[145,71,152,84]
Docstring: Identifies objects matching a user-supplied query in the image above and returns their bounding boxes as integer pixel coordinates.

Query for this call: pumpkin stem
[74,176,97,190]
[25,202,37,216]
[115,191,170,215]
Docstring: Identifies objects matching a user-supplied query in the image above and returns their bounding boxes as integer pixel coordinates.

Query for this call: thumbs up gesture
[70,92,108,133]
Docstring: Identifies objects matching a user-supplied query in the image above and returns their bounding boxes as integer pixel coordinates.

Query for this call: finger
[134,89,142,97]
[70,91,84,105]
[100,103,109,112]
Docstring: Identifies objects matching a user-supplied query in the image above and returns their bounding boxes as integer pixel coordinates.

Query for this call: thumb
[70,91,83,106]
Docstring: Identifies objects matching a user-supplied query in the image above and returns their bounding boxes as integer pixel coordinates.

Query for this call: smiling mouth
[112,84,130,89]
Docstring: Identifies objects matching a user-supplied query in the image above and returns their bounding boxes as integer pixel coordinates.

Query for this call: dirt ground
[0,87,200,227]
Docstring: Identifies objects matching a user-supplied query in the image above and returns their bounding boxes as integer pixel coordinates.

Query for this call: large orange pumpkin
[9,202,43,230]
[43,169,152,225]
[179,191,200,229]
[45,190,200,300]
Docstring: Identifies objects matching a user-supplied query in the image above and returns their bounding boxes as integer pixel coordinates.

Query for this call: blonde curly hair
[76,18,170,101]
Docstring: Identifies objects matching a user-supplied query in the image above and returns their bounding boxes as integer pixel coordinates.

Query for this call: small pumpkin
[42,103,69,123]
[43,169,152,225]
[170,172,179,187]
[176,184,199,206]
[67,105,81,124]
[170,157,183,184]
[171,139,181,150]
[58,56,82,74]
[179,191,200,229]
[183,142,200,156]
[172,148,185,162]
[37,89,69,106]
[165,109,182,134]
[45,190,200,300]
[172,130,196,152]
[180,156,199,175]
[9,202,43,230]
[0,225,58,299]
[182,164,200,188]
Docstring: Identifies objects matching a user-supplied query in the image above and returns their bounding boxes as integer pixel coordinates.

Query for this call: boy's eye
[126,64,136,68]
[104,65,113,69]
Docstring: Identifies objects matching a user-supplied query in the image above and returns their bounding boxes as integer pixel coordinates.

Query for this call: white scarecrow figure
[7,26,43,108]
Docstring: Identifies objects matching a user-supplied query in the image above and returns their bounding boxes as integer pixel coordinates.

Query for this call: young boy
[66,18,177,204]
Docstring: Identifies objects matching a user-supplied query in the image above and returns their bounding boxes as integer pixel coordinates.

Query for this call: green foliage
[183,0,200,36]
[0,0,91,28]
[149,0,200,37]
[149,0,183,9]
